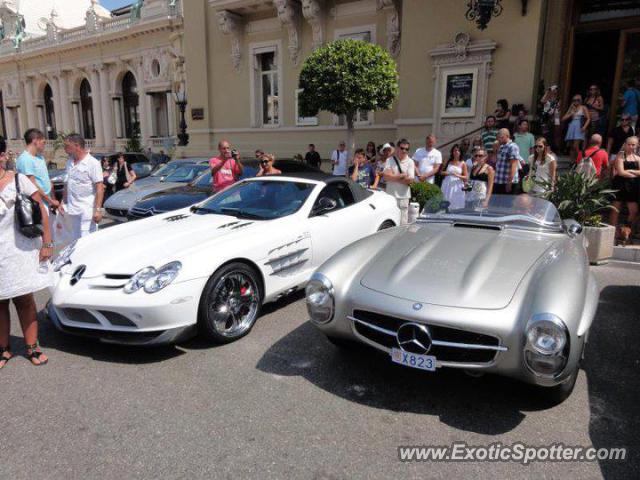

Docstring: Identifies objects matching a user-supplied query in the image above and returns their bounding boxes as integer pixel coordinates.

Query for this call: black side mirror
[313,197,337,215]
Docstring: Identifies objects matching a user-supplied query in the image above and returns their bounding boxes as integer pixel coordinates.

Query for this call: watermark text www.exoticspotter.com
[398,442,627,465]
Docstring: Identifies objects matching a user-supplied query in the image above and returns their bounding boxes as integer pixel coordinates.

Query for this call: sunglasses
[473,154,485,158]
[399,146,410,151]
[572,98,581,102]
[260,160,269,165]
[622,117,631,122]
[535,145,545,149]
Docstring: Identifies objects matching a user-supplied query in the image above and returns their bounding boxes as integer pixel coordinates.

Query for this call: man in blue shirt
[494,128,522,195]
[622,82,639,126]
[16,128,61,212]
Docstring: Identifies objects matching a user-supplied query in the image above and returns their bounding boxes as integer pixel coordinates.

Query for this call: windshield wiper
[220,208,264,220]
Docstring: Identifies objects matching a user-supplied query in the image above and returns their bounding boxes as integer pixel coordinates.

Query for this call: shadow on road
[584,285,640,478]
[255,320,562,435]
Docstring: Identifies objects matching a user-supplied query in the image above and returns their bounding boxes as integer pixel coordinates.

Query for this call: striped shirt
[481,128,498,153]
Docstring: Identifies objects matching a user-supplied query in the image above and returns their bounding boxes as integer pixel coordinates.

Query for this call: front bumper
[49,274,208,346]
[314,287,583,388]
[47,302,196,346]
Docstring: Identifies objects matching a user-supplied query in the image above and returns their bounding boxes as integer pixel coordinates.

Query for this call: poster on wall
[441,68,478,118]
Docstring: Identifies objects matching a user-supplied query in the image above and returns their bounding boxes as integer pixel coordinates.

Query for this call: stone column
[113,97,123,138]
[59,72,73,133]
[89,67,105,147]
[23,78,36,129]
[71,102,81,132]
[99,66,114,150]
[5,107,14,139]
[52,75,64,135]
[166,91,176,137]
[36,105,46,132]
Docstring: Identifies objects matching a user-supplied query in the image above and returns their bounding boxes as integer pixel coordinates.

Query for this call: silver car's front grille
[106,208,128,218]
[350,310,506,364]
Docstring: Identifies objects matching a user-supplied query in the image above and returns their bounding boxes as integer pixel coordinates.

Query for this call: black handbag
[14,174,43,238]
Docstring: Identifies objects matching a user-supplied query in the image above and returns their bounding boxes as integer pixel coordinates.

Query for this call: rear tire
[198,262,263,344]
[378,220,396,231]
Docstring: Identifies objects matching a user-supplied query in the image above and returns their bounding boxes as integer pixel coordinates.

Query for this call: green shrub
[410,182,443,210]
[538,170,616,227]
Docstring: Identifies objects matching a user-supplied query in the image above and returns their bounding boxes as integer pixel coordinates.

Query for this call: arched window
[122,72,139,139]
[44,84,56,139]
[80,79,95,139]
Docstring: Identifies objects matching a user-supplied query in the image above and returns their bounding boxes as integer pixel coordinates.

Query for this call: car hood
[134,186,211,211]
[70,212,262,277]
[104,181,183,209]
[360,223,558,310]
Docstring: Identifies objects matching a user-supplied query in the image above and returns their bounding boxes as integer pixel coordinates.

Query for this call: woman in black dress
[466,148,495,208]
[114,153,137,192]
[610,136,640,236]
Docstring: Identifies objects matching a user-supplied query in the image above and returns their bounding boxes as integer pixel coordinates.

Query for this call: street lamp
[174,89,189,147]
[465,0,503,30]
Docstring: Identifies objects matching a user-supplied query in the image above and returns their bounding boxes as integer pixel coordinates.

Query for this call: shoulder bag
[14,173,43,238]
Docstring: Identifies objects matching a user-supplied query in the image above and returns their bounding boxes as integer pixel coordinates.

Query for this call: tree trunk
[346,112,355,164]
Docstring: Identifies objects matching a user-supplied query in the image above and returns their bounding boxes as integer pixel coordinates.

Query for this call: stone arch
[112,68,141,97]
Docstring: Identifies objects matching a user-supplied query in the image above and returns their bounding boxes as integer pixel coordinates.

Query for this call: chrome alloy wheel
[208,272,260,338]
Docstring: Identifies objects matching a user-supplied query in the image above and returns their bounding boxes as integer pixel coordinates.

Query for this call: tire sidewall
[198,262,263,344]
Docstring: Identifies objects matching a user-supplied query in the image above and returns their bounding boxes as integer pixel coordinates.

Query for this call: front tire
[198,262,263,344]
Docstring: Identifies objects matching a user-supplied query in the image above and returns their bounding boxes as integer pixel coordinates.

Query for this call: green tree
[298,39,399,155]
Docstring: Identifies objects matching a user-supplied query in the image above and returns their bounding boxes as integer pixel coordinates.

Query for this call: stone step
[612,244,640,263]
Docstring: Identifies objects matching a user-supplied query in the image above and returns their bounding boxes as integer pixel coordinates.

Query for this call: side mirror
[313,197,337,215]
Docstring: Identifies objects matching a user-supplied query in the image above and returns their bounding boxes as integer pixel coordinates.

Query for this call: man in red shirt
[576,134,609,177]
[210,140,244,192]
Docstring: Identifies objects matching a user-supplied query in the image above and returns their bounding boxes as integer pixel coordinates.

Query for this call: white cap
[381,143,394,151]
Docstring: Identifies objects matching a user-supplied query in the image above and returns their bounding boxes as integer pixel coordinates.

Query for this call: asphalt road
[2,261,639,479]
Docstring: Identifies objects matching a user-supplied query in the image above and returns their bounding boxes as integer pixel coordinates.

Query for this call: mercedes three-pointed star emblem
[396,323,433,355]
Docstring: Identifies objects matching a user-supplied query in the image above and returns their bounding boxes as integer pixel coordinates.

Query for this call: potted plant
[539,170,617,264]
[410,182,443,222]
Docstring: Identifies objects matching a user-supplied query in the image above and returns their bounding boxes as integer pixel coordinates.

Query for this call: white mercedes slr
[48,174,400,346]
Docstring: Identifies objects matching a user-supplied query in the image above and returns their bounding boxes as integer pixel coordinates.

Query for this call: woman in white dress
[0,153,53,368]
[440,144,468,210]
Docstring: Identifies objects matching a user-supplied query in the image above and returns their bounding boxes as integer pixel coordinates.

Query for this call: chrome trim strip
[348,316,508,352]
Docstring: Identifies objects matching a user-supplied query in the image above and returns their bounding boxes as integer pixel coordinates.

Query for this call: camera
[231,149,238,158]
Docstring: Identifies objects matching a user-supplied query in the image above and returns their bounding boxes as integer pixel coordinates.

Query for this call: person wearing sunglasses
[607,115,636,163]
[256,153,281,177]
[527,137,557,193]
[562,94,590,164]
[466,148,495,208]
[383,139,415,225]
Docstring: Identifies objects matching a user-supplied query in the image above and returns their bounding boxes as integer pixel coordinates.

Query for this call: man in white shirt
[330,141,349,176]
[63,134,105,240]
[383,138,415,225]
[413,134,442,184]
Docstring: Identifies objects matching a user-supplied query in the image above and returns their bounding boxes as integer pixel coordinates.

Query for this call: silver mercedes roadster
[306,195,599,403]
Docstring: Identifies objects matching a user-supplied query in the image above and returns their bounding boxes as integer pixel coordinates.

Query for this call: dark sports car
[127,160,321,221]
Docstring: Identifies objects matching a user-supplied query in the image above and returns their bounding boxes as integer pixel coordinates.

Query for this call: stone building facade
[0,0,185,157]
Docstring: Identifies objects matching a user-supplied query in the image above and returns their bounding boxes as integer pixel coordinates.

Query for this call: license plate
[391,348,436,372]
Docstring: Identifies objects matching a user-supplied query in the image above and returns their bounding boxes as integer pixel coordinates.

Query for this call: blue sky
[100,0,132,11]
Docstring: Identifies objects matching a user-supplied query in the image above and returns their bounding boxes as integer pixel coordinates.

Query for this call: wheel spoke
[209,271,259,337]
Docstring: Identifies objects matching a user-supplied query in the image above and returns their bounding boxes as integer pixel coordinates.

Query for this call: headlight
[52,241,77,272]
[305,273,335,325]
[524,313,569,377]
[123,262,182,294]
[124,267,157,294]
[143,262,182,293]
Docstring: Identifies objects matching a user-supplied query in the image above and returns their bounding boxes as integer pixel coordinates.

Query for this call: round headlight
[52,241,77,272]
[124,267,157,294]
[143,262,182,293]
[525,315,567,356]
[305,273,335,325]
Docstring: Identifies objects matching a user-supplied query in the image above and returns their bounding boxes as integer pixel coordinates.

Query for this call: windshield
[151,162,186,177]
[195,180,316,220]
[420,194,562,231]
[165,164,209,183]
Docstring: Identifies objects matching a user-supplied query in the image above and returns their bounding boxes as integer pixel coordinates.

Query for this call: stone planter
[583,224,616,265]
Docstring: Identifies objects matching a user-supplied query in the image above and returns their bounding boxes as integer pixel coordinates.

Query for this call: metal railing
[436,125,485,151]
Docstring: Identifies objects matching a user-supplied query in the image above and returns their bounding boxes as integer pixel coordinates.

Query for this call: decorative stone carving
[377,0,401,57]
[86,0,100,33]
[274,0,302,65]
[46,9,59,43]
[301,0,324,51]
[216,10,245,72]
[453,32,470,61]
[143,48,171,84]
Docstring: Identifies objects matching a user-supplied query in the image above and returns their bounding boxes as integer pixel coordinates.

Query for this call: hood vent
[218,221,241,229]
[231,222,254,230]
[453,223,502,231]
[165,214,190,222]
